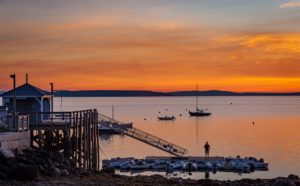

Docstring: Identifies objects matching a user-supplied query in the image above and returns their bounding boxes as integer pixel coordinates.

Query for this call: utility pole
[50,82,54,123]
[50,82,54,113]
[112,105,114,120]
[196,84,199,110]
[10,74,16,127]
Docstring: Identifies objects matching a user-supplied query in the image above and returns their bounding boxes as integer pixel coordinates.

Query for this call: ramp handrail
[98,113,188,157]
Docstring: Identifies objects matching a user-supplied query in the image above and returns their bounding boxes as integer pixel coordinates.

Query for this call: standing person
[204,142,210,160]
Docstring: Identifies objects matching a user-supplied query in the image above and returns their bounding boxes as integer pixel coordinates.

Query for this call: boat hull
[189,111,211,117]
[158,116,176,121]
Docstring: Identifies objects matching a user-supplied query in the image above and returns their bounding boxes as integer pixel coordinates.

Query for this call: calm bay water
[53,96,300,180]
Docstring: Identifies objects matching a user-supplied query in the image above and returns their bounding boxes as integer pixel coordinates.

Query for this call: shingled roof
[0,83,50,98]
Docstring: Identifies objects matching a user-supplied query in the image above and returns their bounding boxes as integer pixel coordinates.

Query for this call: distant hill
[170,90,238,96]
[53,90,300,97]
[169,90,300,96]
[54,90,172,97]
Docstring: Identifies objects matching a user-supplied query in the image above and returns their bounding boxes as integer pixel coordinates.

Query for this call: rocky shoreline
[0,148,299,186]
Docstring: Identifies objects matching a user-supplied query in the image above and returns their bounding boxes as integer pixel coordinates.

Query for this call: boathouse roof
[0,83,50,98]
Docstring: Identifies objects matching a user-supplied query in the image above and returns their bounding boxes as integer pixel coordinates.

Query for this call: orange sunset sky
[0,0,300,92]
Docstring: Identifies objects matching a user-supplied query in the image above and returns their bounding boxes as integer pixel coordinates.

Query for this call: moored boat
[158,116,176,121]
[103,155,269,173]
[168,161,185,170]
[130,160,151,170]
[189,109,211,116]
[196,160,208,170]
[120,160,133,170]
[152,160,168,170]
[189,85,211,117]
[182,162,198,171]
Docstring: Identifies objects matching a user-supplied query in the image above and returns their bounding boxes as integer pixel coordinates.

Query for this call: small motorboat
[130,160,151,170]
[249,162,269,169]
[231,161,251,173]
[215,160,225,170]
[223,161,234,171]
[168,161,185,170]
[152,160,168,170]
[196,161,208,170]
[182,162,198,171]
[245,157,268,170]
[109,160,124,168]
[120,160,133,170]
[158,116,176,121]
[205,161,213,170]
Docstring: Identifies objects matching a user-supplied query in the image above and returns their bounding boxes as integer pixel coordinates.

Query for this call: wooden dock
[26,110,100,171]
[146,156,225,162]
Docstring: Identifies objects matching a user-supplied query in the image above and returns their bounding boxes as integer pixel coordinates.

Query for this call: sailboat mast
[196,84,198,110]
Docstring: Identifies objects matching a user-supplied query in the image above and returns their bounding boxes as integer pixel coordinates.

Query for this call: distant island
[1,89,299,97]
[51,90,300,97]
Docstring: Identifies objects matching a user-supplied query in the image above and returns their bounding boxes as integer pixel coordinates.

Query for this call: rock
[16,156,35,165]
[197,179,223,186]
[38,165,46,173]
[61,169,69,177]
[14,148,24,156]
[52,152,65,162]
[49,167,61,177]
[294,180,300,186]
[0,171,8,180]
[0,165,9,175]
[35,157,46,166]
[46,158,55,169]
[272,178,296,186]
[289,175,300,180]
[81,170,91,176]
[0,148,15,164]
[10,164,40,181]
[100,167,115,174]
[0,165,9,180]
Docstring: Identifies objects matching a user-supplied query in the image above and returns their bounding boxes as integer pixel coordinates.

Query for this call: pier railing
[20,112,72,129]
[3,114,29,132]
[98,113,188,157]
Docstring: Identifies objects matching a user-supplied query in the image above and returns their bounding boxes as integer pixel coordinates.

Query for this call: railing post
[22,116,24,132]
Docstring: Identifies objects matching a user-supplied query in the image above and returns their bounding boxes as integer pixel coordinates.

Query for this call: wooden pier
[27,110,100,171]
[98,113,188,157]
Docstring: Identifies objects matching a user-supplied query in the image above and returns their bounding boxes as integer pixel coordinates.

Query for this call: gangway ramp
[98,114,188,157]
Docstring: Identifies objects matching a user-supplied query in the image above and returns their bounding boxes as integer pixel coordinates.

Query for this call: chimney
[26,73,28,84]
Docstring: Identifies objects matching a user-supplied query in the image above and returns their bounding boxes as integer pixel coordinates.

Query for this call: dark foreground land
[0,148,299,186]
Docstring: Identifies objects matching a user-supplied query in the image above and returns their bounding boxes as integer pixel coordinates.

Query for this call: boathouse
[0,106,7,124]
[0,80,52,115]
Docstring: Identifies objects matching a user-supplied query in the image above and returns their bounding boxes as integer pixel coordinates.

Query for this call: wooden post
[95,110,100,170]
[74,111,78,167]
[79,111,83,168]
[83,111,87,169]
[88,110,92,170]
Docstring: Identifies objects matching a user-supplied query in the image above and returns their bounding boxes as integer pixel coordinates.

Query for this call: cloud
[219,33,300,53]
[280,1,300,8]
[1,17,300,92]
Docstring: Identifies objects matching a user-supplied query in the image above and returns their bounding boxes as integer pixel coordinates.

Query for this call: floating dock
[103,156,269,173]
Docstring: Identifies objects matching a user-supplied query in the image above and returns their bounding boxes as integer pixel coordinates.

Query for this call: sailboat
[189,85,211,117]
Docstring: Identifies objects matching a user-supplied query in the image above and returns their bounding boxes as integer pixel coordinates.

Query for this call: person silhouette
[204,142,210,160]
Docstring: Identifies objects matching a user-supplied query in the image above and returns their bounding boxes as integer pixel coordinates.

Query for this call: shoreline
[0,148,299,186]
[0,172,299,186]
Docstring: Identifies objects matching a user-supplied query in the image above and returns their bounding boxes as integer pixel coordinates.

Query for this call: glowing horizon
[1,1,300,92]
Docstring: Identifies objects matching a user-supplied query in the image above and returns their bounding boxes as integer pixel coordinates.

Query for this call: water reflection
[55,96,300,179]
[205,171,210,179]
